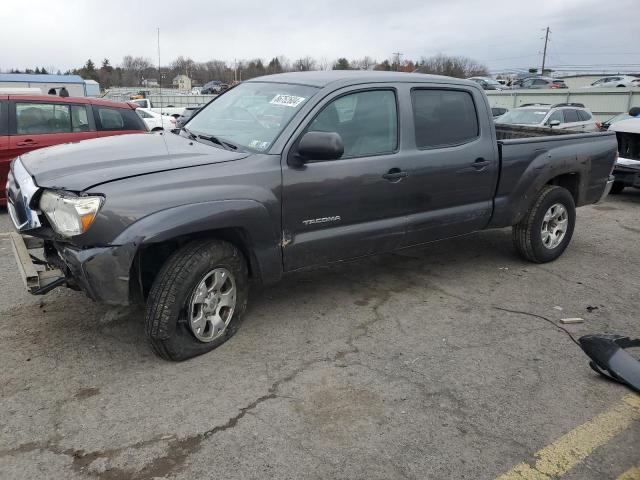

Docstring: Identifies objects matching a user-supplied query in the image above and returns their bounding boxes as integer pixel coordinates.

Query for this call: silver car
[584,75,639,88]
[496,103,600,131]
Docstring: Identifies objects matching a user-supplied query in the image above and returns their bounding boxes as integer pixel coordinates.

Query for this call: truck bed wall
[489,130,618,228]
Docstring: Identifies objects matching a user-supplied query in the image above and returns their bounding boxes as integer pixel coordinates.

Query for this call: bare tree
[414,54,488,78]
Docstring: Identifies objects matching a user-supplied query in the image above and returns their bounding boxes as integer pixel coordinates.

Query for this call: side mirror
[629,107,640,117]
[549,120,561,127]
[294,131,344,164]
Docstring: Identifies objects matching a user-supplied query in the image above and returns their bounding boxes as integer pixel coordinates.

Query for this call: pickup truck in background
[6,71,617,361]
[128,98,185,118]
[608,107,640,194]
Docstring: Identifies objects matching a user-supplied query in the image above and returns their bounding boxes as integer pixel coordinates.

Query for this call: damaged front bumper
[9,232,137,305]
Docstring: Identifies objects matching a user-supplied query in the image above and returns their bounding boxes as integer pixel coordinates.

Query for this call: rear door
[281,86,407,270]
[92,105,147,137]
[398,85,499,247]
[8,99,96,160]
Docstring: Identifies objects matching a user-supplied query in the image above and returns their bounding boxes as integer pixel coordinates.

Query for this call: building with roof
[0,73,100,97]
[172,74,192,91]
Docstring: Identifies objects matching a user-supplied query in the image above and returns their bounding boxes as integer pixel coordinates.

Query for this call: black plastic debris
[579,334,640,393]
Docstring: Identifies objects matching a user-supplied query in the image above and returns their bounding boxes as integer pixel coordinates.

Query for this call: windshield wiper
[181,127,244,152]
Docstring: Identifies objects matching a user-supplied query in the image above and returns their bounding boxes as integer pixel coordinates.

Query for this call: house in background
[172,74,192,91]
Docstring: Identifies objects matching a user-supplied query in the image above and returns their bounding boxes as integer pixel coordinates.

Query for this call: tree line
[5,54,489,90]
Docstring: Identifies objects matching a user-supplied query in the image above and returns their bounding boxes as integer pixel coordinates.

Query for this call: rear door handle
[16,140,38,147]
[382,168,408,182]
[472,158,491,170]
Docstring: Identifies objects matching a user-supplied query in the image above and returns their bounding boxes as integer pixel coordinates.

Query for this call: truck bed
[495,124,585,140]
[489,127,618,228]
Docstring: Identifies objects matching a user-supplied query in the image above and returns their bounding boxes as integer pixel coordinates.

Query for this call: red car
[0,95,147,206]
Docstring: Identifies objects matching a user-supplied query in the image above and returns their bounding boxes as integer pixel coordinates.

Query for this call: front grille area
[617,132,640,161]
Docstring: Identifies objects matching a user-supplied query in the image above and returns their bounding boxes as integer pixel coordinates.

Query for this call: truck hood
[610,118,640,135]
[20,132,250,191]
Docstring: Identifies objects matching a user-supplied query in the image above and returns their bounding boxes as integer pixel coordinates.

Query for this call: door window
[0,101,7,135]
[533,79,547,86]
[16,103,71,134]
[411,89,479,148]
[307,90,398,158]
[71,105,90,132]
[547,110,564,124]
[563,109,580,123]
[577,110,592,121]
[95,107,144,131]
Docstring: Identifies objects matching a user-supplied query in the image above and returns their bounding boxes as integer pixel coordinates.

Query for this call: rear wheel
[145,240,248,361]
[512,186,576,263]
[610,182,625,194]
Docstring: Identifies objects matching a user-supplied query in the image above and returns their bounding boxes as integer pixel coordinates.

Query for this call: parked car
[136,108,177,131]
[467,77,509,90]
[601,112,633,130]
[176,106,201,128]
[128,98,184,118]
[491,107,509,118]
[7,71,617,360]
[608,107,640,194]
[496,103,600,131]
[201,81,228,94]
[0,94,146,207]
[583,75,639,88]
[516,77,568,89]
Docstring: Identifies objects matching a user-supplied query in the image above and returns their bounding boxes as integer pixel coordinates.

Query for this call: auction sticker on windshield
[270,94,306,108]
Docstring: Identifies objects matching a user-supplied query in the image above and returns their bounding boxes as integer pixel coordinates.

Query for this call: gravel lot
[0,192,639,480]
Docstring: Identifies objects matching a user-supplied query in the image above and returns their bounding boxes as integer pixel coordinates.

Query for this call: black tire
[512,185,576,263]
[145,240,249,361]
[609,181,625,194]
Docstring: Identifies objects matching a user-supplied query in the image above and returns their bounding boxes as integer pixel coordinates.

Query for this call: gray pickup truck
[6,71,617,360]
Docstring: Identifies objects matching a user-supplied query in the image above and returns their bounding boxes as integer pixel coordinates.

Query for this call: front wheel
[512,185,576,263]
[145,240,249,361]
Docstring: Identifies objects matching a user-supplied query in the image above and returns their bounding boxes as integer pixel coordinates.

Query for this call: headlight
[39,190,103,237]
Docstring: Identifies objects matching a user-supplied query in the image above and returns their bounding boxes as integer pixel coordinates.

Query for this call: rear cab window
[411,89,479,148]
[93,106,145,131]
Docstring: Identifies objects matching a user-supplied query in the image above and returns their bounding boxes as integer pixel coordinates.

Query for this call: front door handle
[16,139,38,147]
[382,168,408,182]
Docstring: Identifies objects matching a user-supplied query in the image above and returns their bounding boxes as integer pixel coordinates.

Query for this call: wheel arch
[112,200,283,302]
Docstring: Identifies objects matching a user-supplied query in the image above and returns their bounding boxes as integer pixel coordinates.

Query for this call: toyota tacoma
[6,71,618,360]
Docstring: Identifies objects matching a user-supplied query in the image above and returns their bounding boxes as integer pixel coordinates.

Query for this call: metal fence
[485,88,640,121]
[103,92,216,108]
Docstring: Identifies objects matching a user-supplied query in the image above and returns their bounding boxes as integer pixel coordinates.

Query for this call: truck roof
[246,71,477,89]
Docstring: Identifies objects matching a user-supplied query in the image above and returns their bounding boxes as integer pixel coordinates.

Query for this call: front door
[281,87,407,270]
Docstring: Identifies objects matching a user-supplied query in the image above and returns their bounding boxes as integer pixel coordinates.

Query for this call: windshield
[186,82,318,152]
[496,109,549,125]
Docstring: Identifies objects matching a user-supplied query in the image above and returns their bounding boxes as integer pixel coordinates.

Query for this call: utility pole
[541,27,550,75]
[157,27,162,115]
[392,52,403,71]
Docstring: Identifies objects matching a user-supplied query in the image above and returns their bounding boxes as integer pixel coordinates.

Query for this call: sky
[1,0,638,75]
